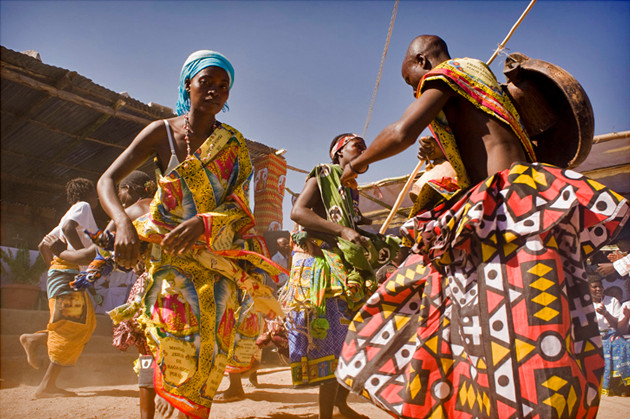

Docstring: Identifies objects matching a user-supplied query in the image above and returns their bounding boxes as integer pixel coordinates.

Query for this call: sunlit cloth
[111,272,151,355]
[176,50,234,115]
[338,162,629,419]
[133,122,286,419]
[46,290,96,366]
[280,163,399,388]
[410,58,535,218]
[224,289,263,374]
[601,330,630,396]
[253,153,288,233]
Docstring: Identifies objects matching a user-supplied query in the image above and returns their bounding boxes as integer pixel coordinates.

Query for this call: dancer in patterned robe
[98,50,285,419]
[338,35,630,419]
[283,133,398,419]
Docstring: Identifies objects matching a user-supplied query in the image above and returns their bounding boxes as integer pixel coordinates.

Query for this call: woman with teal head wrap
[176,50,235,115]
[97,48,286,418]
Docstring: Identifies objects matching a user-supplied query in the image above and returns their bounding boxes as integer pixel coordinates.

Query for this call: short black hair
[329,133,361,164]
[119,171,155,199]
[65,178,95,205]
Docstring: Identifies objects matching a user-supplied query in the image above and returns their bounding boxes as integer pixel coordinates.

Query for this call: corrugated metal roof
[1,45,280,247]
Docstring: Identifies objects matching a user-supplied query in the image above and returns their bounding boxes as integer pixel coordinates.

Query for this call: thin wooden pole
[378,159,424,234]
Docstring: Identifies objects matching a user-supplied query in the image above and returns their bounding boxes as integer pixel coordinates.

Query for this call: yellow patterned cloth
[130,122,285,419]
[46,290,96,366]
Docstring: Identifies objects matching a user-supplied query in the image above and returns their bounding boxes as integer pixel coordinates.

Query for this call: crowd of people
[17,35,630,419]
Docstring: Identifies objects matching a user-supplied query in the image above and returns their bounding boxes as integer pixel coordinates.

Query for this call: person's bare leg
[19,331,47,370]
[245,360,260,387]
[34,362,76,398]
[140,387,156,419]
[335,384,369,419]
[214,373,245,401]
[319,380,338,419]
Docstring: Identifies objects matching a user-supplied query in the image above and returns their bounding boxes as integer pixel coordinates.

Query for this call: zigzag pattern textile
[337,162,630,419]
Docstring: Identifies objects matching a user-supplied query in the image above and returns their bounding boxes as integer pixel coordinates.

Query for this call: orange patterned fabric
[253,153,287,233]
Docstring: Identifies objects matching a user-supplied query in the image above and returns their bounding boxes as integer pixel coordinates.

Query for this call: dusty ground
[0,367,391,419]
[0,367,628,418]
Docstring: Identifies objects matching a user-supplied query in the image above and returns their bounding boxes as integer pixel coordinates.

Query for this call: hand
[114,218,141,269]
[608,250,628,262]
[340,164,358,189]
[340,226,367,246]
[42,234,67,256]
[595,304,607,315]
[418,136,443,161]
[161,216,205,255]
[597,263,616,277]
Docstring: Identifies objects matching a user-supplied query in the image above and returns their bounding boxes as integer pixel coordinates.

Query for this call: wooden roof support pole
[1,67,151,125]
[0,109,126,149]
[2,149,102,176]
[47,98,127,164]
[581,163,630,180]
[1,69,77,139]
[593,131,630,144]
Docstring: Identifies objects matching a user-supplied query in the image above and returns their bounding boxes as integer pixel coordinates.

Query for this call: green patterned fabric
[292,164,401,315]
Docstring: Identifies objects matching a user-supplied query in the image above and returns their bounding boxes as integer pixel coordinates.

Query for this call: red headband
[330,134,361,160]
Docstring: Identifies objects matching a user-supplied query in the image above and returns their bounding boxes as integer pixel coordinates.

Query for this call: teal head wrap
[176,50,234,116]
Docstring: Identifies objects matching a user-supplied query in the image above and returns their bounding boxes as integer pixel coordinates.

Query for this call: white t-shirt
[272,251,289,287]
[49,201,98,251]
[594,295,622,331]
[613,254,630,277]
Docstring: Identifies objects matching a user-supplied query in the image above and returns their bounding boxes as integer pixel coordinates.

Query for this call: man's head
[277,237,291,256]
[401,35,451,96]
[329,133,366,165]
[66,177,97,208]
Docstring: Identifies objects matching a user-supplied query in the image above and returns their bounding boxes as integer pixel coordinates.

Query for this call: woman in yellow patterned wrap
[98,51,285,419]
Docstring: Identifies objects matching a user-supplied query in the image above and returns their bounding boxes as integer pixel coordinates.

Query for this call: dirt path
[0,367,628,418]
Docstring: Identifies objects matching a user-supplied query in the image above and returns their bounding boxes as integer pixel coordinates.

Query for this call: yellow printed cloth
[46,290,96,366]
[131,122,285,419]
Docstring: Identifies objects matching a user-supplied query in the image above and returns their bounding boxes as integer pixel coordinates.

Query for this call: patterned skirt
[601,330,630,396]
[337,162,629,418]
[283,252,353,387]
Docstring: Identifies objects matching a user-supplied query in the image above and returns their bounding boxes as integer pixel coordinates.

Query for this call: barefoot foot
[34,386,77,399]
[155,394,175,417]
[213,387,245,403]
[335,403,369,419]
[20,333,44,370]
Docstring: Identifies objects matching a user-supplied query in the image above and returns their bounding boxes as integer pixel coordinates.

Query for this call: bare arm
[97,120,162,268]
[61,219,87,250]
[341,84,452,187]
[39,234,65,265]
[57,246,97,265]
[290,177,363,245]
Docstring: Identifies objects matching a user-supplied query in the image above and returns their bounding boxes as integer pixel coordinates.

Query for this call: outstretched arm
[340,83,452,187]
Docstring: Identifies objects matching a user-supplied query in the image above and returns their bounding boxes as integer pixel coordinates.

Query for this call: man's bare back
[443,94,528,185]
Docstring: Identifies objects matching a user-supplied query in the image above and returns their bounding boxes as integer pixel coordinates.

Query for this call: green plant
[0,245,47,286]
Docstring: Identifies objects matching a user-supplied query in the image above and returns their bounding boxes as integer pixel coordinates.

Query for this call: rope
[486,0,537,66]
[362,0,399,138]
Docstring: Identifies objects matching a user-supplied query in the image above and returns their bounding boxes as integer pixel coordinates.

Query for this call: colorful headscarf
[175,50,235,116]
[330,133,362,160]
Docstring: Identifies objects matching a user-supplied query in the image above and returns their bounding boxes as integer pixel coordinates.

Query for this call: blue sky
[1,0,629,229]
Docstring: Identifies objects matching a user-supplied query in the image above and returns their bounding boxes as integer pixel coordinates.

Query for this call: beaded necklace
[183,114,219,159]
